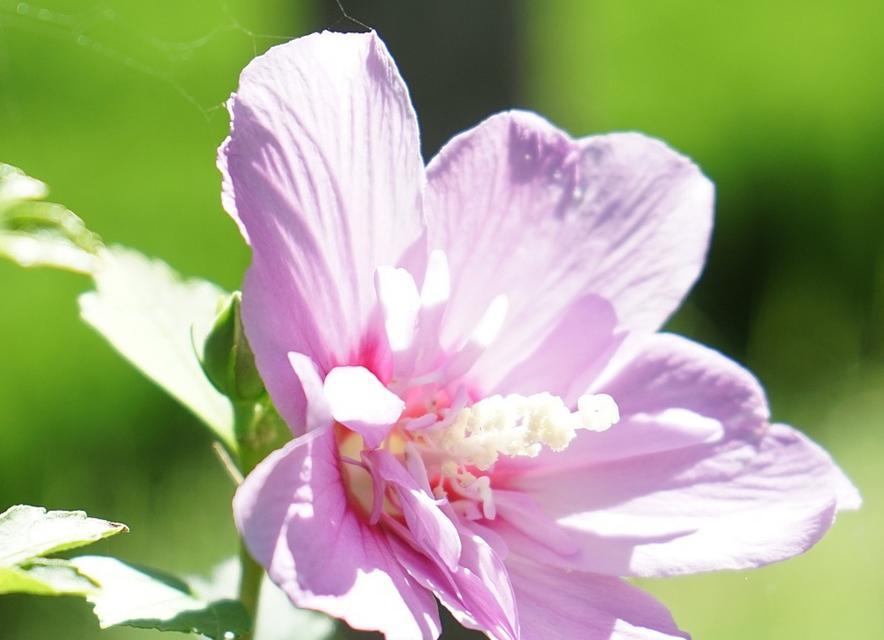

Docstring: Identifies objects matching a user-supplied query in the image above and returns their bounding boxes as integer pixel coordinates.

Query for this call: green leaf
[72,556,251,639]
[0,163,103,273]
[0,558,97,596]
[0,163,47,205]
[0,505,127,567]
[1,165,237,450]
[190,557,337,640]
[0,505,125,596]
[78,246,236,450]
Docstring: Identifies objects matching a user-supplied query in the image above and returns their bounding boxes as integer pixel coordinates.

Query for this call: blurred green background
[1,0,881,637]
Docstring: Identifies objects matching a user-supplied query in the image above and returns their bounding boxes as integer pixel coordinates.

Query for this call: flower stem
[233,399,268,639]
[238,541,264,640]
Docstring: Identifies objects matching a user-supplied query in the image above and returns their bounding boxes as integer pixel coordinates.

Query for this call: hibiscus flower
[219,30,859,640]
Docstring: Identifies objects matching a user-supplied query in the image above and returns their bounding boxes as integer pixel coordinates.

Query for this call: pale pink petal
[595,333,768,434]
[491,490,579,558]
[505,336,858,576]
[508,559,688,640]
[391,524,519,640]
[367,449,462,571]
[233,427,440,638]
[324,366,405,449]
[798,429,862,511]
[220,31,425,430]
[493,333,755,476]
[489,294,623,402]
[287,352,332,434]
[424,111,712,390]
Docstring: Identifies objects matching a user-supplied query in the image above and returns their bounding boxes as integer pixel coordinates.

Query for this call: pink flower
[220,31,859,640]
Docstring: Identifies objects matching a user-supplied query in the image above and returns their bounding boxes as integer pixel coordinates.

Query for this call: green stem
[234,400,263,474]
[238,542,264,640]
[233,399,265,639]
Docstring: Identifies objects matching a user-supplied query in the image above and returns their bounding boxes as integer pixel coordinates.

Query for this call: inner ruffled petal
[324,365,405,449]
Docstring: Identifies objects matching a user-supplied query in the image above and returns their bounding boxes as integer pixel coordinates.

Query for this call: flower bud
[200,291,264,401]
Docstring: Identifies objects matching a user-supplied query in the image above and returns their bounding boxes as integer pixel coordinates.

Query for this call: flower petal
[507,559,688,640]
[375,265,422,354]
[424,111,712,389]
[367,449,462,571]
[287,352,332,434]
[491,490,579,558]
[493,332,755,475]
[233,427,440,638]
[391,523,519,640]
[489,294,623,402]
[324,366,405,449]
[220,31,425,431]
[505,336,858,577]
[596,333,769,434]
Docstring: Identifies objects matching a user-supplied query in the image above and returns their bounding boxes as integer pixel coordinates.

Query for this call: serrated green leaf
[78,246,235,450]
[2,165,237,449]
[72,556,251,639]
[0,163,103,273]
[0,558,97,596]
[0,565,57,595]
[125,600,251,637]
[190,558,337,640]
[0,164,47,208]
[0,505,127,567]
[0,506,124,597]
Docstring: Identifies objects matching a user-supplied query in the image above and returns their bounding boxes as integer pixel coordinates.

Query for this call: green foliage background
[1,0,881,637]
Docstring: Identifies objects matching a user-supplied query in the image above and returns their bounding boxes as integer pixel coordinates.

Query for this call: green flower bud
[200,291,265,401]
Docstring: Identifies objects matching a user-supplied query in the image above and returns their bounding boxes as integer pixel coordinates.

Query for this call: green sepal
[235,397,293,475]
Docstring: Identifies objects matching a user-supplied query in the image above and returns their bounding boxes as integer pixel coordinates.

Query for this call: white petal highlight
[420,249,451,308]
[324,366,405,449]
[375,266,422,352]
[472,294,509,348]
